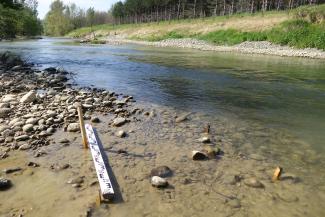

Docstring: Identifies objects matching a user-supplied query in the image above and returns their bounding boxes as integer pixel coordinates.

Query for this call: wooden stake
[272,166,283,182]
[77,105,88,149]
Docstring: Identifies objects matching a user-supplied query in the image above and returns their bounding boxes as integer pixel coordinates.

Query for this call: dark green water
[1,38,325,153]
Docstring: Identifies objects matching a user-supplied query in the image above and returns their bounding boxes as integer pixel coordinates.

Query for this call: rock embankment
[104,37,325,59]
[0,51,135,160]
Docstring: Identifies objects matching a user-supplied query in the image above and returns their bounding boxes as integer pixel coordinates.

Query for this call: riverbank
[97,37,325,59]
[1,52,325,217]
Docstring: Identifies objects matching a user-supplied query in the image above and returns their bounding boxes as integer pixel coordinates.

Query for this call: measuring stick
[85,124,115,199]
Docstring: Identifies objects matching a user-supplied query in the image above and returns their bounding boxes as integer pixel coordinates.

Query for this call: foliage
[0,0,42,39]
[43,0,112,36]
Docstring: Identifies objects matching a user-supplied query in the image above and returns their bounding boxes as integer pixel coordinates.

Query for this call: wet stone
[0,178,12,191]
[192,150,208,160]
[27,162,40,167]
[91,117,100,123]
[199,136,211,143]
[113,117,126,127]
[150,166,173,178]
[67,123,80,132]
[115,130,126,138]
[19,144,31,150]
[15,135,30,142]
[67,176,84,184]
[227,199,241,208]
[244,177,264,188]
[3,167,22,174]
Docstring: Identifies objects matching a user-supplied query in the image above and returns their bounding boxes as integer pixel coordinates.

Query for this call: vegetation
[43,0,112,36]
[68,4,325,50]
[0,0,42,39]
[110,0,323,24]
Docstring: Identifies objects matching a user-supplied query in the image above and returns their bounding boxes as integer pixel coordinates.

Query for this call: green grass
[198,29,268,45]
[197,19,325,50]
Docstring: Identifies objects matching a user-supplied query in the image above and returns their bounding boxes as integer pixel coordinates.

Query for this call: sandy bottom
[1,103,325,217]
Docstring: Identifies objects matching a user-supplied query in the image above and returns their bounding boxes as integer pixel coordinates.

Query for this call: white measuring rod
[85,124,115,199]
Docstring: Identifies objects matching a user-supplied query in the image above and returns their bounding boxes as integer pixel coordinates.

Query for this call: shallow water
[1,38,325,152]
[1,38,325,216]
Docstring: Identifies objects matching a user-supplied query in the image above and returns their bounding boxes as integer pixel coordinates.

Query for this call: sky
[38,0,118,19]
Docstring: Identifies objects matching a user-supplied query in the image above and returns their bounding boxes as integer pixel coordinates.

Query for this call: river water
[1,38,325,216]
[1,38,324,152]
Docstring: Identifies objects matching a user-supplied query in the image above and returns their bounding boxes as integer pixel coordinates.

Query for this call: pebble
[91,117,100,123]
[113,117,126,127]
[22,124,34,132]
[199,136,211,143]
[227,198,241,208]
[0,178,12,190]
[244,177,264,188]
[150,166,173,178]
[3,167,22,174]
[67,176,84,184]
[115,130,126,138]
[27,162,40,167]
[19,144,31,150]
[15,135,30,141]
[175,113,190,123]
[192,150,208,160]
[151,176,168,188]
[20,90,36,103]
[67,123,80,132]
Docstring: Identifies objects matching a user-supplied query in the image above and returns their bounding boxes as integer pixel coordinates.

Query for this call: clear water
[1,37,325,153]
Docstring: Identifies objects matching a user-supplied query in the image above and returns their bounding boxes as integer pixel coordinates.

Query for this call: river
[1,37,325,216]
[1,38,324,152]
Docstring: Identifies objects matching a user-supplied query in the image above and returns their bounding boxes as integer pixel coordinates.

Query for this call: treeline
[111,0,324,24]
[44,0,112,36]
[0,0,42,39]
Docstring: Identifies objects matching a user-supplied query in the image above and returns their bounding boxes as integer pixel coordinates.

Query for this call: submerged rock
[150,166,172,178]
[151,176,168,188]
[0,178,12,190]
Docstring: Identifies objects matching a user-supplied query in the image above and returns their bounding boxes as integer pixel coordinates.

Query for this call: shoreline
[1,51,325,217]
[90,36,325,59]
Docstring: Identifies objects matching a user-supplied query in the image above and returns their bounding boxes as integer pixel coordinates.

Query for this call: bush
[294,4,325,23]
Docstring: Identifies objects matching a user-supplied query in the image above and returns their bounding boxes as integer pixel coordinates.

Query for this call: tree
[44,0,73,36]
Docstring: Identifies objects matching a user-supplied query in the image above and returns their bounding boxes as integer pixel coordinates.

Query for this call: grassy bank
[67,4,325,50]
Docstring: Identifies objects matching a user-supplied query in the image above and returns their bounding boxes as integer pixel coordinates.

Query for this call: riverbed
[0,38,325,217]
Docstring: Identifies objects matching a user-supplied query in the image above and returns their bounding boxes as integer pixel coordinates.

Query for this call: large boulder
[20,91,37,104]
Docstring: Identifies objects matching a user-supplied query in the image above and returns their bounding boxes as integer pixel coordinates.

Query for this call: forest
[0,0,42,39]
[111,0,324,24]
